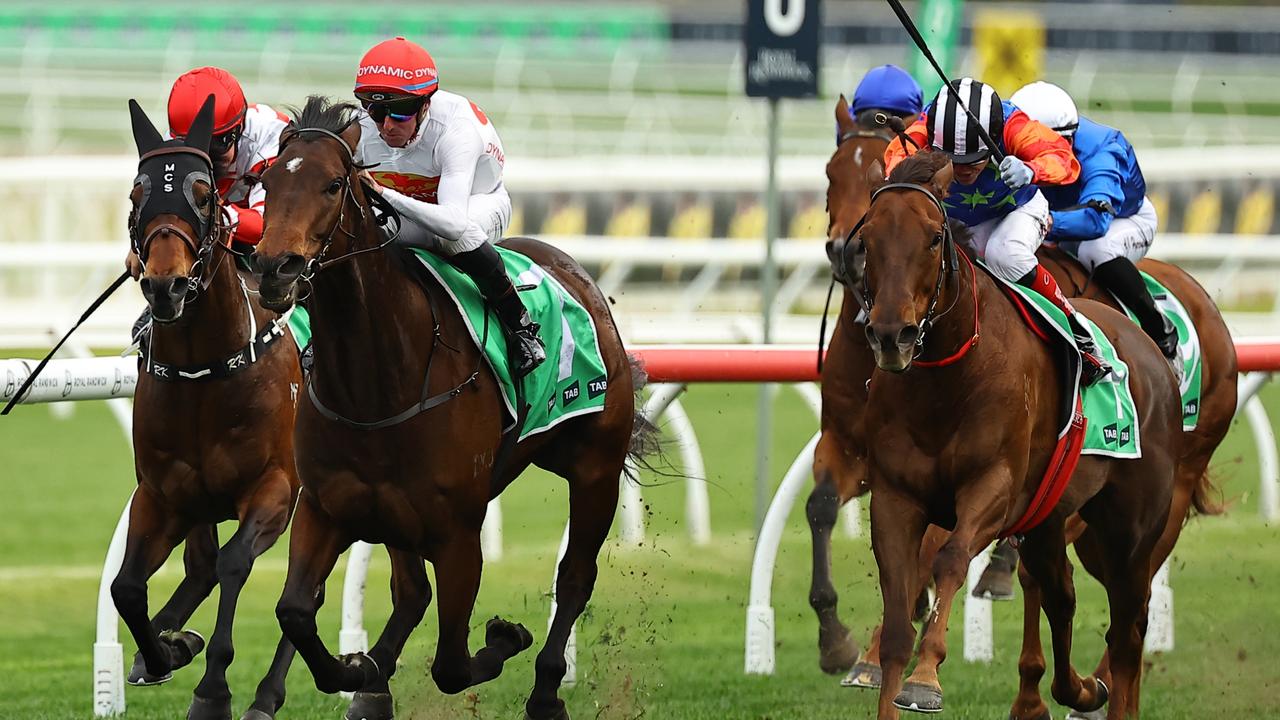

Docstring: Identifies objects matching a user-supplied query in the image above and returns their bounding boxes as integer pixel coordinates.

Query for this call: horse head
[859,150,956,372]
[127,95,220,322]
[825,95,915,289]
[252,96,369,312]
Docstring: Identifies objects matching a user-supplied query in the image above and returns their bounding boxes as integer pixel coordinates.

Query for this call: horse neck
[149,250,253,366]
[307,230,441,416]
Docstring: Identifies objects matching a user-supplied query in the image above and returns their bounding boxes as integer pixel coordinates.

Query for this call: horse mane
[287,95,358,134]
[887,150,951,185]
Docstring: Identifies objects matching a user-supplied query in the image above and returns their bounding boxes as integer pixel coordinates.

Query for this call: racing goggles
[210,127,241,154]
[358,94,427,124]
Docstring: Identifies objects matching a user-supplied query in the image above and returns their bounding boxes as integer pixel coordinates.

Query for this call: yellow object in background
[974,9,1045,98]
[1234,184,1275,236]
[1182,188,1222,235]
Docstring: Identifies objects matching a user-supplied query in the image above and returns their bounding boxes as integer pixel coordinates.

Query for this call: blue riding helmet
[851,65,923,117]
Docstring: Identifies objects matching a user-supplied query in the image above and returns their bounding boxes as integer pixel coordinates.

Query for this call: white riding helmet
[1010,81,1079,138]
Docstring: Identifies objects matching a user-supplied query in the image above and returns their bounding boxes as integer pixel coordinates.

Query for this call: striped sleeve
[882,119,930,176]
[1004,109,1080,186]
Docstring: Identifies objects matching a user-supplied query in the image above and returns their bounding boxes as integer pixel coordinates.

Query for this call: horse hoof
[338,653,383,690]
[839,661,882,689]
[126,651,173,686]
[161,629,207,672]
[240,710,275,720]
[971,566,1016,601]
[187,694,232,720]
[893,682,943,714]
[818,630,860,674]
[345,691,394,720]
[486,616,535,655]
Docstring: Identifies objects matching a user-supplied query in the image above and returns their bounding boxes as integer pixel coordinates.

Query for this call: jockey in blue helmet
[851,64,923,120]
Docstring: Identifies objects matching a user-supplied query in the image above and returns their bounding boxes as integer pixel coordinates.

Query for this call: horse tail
[1189,465,1225,517]
[623,353,663,482]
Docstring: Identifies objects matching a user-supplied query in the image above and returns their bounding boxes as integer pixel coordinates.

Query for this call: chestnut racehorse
[856,150,1181,719]
[249,96,653,720]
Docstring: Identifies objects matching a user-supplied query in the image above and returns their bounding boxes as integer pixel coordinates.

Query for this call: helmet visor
[356,92,428,124]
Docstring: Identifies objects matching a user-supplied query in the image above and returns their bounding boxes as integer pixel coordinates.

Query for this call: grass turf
[1,382,1278,719]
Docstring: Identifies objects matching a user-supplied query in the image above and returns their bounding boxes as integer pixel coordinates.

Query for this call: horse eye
[931,232,944,248]
[326,178,344,195]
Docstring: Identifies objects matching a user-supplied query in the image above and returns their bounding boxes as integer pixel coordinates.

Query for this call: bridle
[272,125,400,298]
[128,145,228,302]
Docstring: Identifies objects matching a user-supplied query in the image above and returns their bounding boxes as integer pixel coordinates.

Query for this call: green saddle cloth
[999,276,1142,459]
[1117,272,1203,431]
[408,246,609,440]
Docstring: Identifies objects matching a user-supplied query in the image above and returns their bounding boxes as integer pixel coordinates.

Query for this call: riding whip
[2,270,131,415]
[881,0,1006,162]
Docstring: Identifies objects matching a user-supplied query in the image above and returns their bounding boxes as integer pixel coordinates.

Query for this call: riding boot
[1092,256,1180,362]
[449,243,546,378]
[1017,265,1112,386]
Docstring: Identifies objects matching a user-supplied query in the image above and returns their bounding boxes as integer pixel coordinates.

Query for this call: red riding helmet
[354,37,439,99]
[168,67,247,137]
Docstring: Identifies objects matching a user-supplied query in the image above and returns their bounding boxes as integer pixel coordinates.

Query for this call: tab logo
[562,380,581,406]
[1103,423,1118,444]
[547,394,557,413]
[587,375,608,399]
[1183,400,1198,418]
[1119,425,1132,446]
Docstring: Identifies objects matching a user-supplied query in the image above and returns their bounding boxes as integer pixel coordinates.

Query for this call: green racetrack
[2,379,1278,719]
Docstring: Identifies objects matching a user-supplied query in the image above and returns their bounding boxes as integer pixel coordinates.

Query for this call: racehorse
[813,99,1236,704]
[249,96,654,720]
[113,98,303,719]
[855,150,1181,719]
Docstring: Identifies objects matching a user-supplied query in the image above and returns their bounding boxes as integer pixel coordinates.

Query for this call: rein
[281,123,484,431]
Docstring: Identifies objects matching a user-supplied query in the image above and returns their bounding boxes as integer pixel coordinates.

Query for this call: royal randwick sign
[745,0,821,98]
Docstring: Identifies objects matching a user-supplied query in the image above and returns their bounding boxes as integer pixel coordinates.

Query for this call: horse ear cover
[184,94,218,155]
[128,99,165,156]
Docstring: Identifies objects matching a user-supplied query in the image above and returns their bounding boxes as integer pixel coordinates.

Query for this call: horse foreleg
[111,486,204,684]
[896,472,1007,715]
[345,549,433,720]
[808,441,862,674]
[870,489,929,720]
[189,472,294,720]
[526,468,620,720]
[126,524,218,684]
[430,532,532,695]
[275,491,367,695]
[1009,560,1052,720]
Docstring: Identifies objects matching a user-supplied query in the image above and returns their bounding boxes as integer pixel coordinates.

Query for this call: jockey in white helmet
[1011,81,1179,368]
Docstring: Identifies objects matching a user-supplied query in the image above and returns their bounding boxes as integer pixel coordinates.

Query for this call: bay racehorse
[114,97,302,720]
[249,96,654,720]
[813,99,1236,701]
[857,150,1181,719]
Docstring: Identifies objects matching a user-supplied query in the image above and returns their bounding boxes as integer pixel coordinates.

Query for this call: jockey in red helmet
[126,67,290,281]
[353,37,544,378]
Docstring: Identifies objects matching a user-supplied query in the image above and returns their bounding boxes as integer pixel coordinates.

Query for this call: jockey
[352,37,544,378]
[127,67,289,343]
[883,77,1111,385]
[1011,81,1179,368]
[851,64,923,119]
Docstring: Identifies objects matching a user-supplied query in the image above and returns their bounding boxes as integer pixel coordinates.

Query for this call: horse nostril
[864,324,879,349]
[277,254,306,281]
[167,276,190,299]
[897,324,920,348]
[139,277,154,296]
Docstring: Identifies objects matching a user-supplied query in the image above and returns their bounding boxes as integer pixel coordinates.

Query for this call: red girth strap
[1001,395,1087,539]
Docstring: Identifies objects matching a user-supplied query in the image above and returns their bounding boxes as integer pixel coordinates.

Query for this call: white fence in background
[3,153,1280,348]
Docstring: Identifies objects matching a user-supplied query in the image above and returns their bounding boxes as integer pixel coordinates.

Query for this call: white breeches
[966,190,1050,283]
[1057,197,1158,272]
[399,186,513,256]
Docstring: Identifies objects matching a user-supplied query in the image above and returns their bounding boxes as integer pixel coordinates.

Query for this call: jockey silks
[884,100,1080,227]
[1041,116,1148,243]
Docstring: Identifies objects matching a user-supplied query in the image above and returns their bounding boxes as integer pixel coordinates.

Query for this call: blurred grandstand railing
[1,153,1278,348]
